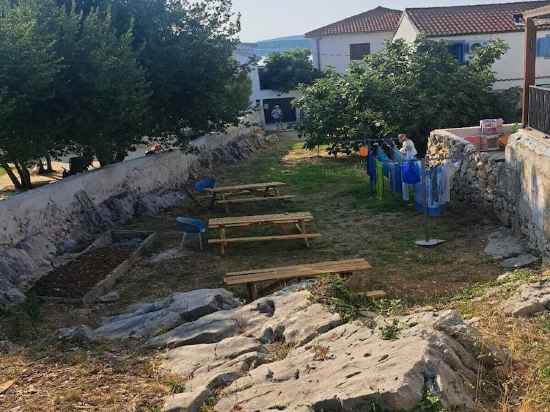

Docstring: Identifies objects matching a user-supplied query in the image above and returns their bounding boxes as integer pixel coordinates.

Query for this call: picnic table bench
[208,212,320,255]
[205,182,294,212]
[224,258,384,300]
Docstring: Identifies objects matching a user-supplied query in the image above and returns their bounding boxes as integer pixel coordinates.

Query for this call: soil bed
[32,246,134,299]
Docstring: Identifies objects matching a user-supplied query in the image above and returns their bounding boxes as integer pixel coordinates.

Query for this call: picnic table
[224,259,384,300]
[205,182,294,212]
[208,212,321,255]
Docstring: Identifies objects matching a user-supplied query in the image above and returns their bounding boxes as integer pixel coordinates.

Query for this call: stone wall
[0,126,270,305]
[428,126,550,258]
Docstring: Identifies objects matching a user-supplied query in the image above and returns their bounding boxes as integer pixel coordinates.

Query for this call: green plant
[296,38,510,153]
[166,379,186,395]
[379,319,401,341]
[413,391,448,412]
[261,49,321,93]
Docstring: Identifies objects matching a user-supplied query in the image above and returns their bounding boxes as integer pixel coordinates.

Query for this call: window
[537,36,550,59]
[447,42,468,64]
[350,43,371,61]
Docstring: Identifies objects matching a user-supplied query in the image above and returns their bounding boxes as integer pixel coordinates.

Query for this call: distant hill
[254,35,313,57]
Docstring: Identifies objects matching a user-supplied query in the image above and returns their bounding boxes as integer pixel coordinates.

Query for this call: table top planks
[204,182,286,194]
[224,259,372,285]
[208,212,314,229]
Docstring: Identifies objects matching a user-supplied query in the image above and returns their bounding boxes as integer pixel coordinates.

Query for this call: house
[305,7,402,73]
[235,43,301,127]
[393,1,550,89]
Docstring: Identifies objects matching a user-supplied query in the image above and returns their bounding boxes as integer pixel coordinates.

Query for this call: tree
[0,0,62,189]
[68,10,151,166]
[296,38,510,153]
[105,0,249,143]
[261,49,321,93]
[294,70,354,151]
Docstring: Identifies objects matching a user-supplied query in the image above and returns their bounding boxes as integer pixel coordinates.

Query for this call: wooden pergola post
[522,17,537,128]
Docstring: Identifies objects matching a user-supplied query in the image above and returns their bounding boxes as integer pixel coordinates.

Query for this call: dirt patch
[32,246,134,299]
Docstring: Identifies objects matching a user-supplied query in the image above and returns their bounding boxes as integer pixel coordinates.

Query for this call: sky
[232,0,529,42]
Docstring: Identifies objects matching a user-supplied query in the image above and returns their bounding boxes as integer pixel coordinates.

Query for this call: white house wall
[393,13,419,43]
[433,31,550,89]
[312,31,395,73]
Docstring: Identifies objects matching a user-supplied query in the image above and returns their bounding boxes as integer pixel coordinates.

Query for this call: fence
[529,85,550,135]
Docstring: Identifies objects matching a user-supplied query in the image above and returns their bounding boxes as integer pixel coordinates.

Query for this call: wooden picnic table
[204,182,294,212]
[224,258,384,300]
[208,212,321,255]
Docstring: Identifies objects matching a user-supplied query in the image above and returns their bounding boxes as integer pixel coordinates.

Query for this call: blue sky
[232,0,527,41]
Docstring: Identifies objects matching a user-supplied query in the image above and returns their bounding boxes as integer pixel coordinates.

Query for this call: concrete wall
[0,126,269,305]
[311,31,394,73]
[428,126,550,257]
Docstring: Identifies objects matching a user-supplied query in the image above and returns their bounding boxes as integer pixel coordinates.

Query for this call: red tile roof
[406,1,550,37]
[305,7,402,38]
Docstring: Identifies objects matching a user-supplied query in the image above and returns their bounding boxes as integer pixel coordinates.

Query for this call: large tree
[0,0,62,189]
[296,38,511,153]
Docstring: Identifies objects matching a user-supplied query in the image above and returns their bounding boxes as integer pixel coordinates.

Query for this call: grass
[447,269,550,411]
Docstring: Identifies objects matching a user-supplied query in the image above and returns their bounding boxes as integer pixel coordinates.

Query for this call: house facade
[393,1,550,89]
[235,43,301,126]
[305,7,402,73]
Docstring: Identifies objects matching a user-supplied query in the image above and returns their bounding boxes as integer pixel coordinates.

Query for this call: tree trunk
[14,161,32,190]
[37,159,46,175]
[1,162,22,190]
[45,155,53,172]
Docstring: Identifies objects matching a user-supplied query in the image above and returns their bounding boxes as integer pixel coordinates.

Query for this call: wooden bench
[208,212,320,255]
[225,259,384,299]
[205,182,291,212]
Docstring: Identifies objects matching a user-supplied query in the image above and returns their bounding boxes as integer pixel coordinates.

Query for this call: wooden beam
[523,5,550,20]
[522,17,537,128]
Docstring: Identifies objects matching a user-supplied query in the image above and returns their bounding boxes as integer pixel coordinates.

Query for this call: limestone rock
[500,254,538,269]
[97,291,120,303]
[94,289,240,340]
[159,289,502,412]
[485,229,528,260]
[501,279,550,317]
[148,290,341,349]
[57,325,95,343]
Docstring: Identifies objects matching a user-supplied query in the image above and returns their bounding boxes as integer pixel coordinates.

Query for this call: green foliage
[296,38,511,153]
[0,0,250,187]
[261,49,321,92]
[0,0,62,188]
[379,319,401,340]
[308,275,403,323]
[413,390,448,412]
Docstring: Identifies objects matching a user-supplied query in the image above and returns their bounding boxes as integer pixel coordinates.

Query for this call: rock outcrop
[158,289,504,412]
[94,289,240,340]
[501,278,550,317]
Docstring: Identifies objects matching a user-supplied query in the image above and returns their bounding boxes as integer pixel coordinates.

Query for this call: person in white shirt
[399,133,417,160]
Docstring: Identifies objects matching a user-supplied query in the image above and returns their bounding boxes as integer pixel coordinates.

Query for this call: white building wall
[433,31,550,89]
[393,15,550,90]
[311,31,395,73]
[393,13,419,43]
[248,66,301,125]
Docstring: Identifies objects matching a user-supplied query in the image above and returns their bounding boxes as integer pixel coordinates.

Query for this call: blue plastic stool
[176,217,207,250]
[194,178,216,193]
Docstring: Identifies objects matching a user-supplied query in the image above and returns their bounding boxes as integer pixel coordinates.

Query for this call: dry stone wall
[428,126,550,258]
[0,126,270,305]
